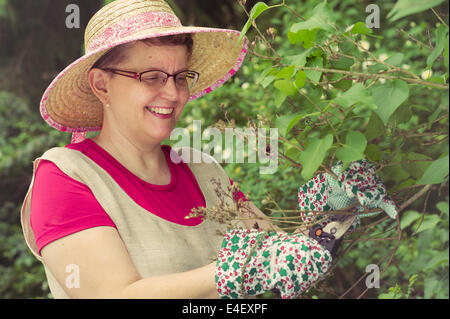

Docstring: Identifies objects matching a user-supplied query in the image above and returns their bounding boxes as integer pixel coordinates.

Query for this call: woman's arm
[41,226,219,299]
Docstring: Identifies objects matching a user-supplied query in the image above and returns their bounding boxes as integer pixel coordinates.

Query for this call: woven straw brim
[41,27,248,133]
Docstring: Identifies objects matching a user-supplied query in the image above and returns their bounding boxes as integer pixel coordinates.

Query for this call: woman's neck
[91,131,170,185]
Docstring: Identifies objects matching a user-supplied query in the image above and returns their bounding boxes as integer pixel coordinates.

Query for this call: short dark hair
[92,33,194,69]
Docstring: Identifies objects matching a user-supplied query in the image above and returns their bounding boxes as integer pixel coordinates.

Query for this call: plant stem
[431,7,448,27]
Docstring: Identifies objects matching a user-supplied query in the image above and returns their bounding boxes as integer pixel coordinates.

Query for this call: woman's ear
[88,68,110,105]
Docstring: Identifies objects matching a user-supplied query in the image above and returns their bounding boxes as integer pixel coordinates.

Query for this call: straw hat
[40,0,248,143]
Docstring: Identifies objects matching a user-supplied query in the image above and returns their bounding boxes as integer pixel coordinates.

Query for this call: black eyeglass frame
[99,68,200,89]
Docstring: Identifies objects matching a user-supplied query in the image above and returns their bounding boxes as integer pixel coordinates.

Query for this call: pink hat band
[87,11,182,53]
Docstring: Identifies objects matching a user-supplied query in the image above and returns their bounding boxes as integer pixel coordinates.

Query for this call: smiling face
[90,41,191,146]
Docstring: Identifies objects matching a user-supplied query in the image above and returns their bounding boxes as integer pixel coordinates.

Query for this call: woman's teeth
[146,107,174,115]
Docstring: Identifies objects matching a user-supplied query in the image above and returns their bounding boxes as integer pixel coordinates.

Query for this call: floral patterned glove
[215,229,332,299]
[298,159,398,229]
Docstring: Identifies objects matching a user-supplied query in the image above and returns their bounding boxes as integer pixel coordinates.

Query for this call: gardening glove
[215,228,332,299]
[298,159,398,230]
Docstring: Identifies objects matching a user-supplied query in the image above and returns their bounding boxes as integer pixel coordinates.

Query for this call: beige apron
[21,146,237,298]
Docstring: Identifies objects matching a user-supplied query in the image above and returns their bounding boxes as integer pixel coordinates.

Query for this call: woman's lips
[145,106,174,119]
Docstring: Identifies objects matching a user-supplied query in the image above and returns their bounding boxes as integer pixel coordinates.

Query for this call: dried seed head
[266,27,277,40]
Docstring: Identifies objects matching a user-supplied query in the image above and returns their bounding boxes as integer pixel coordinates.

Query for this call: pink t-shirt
[30,139,246,254]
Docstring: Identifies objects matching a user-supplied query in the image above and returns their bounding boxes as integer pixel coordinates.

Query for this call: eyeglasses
[100,68,200,91]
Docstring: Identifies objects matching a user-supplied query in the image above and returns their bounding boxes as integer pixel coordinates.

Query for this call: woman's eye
[144,76,160,81]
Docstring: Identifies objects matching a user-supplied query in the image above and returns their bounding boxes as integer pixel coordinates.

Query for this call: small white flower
[241,82,250,90]
[421,69,433,80]
[358,40,370,51]
[364,60,375,69]
[379,53,388,62]
[405,40,412,47]
[379,78,386,84]
[402,64,410,70]
[345,24,355,32]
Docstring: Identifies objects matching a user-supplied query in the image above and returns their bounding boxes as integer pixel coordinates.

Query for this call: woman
[20,0,351,299]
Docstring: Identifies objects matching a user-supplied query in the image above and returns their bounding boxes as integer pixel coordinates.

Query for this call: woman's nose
[159,77,179,101]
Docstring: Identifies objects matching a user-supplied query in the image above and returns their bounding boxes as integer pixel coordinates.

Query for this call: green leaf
[290,1,335,32]
[256,67,275,85]
[423,249,449,272]
[260,74,277,88]
[436,201,449,217]
[294,71,307,89]
[299,134,333,180]
[288,29,317,48]
[416,154,449,185]
[351,22,373,35]
[380,154,410,182]
[400,210,421,229]
[274,90,287,108]
[391,104,412,124]
[365,143,382,161]
[385,53,404,67]
[335,130,367,165]
[427,24,449,68]
[0,0,7,18]
[333,83,376,109]
[331,56,354,70]
[285,143,302,162]
[238,2,270,43]
[414,214,441,234]
[444,35,449,74]
[368,53,404,74]
[304,57,323,82]
[276,112,304,136]
[274,79,298,96]
[276,66,296,79]
[387,0,446,22]
[428,91,448,127]
[402,153,432,179]
[332,78,353,91]
[285,48,315,67]
[392,178,415,192]
[373,80,410,125]
[276,111,320,136]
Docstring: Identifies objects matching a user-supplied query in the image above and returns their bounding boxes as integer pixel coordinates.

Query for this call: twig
[398,184,433,213]
[356,215,402,299]
[431,7,448,27]
[398,28,433,50]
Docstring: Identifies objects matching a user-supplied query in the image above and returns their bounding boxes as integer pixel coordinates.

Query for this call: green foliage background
[0,0,448,298]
